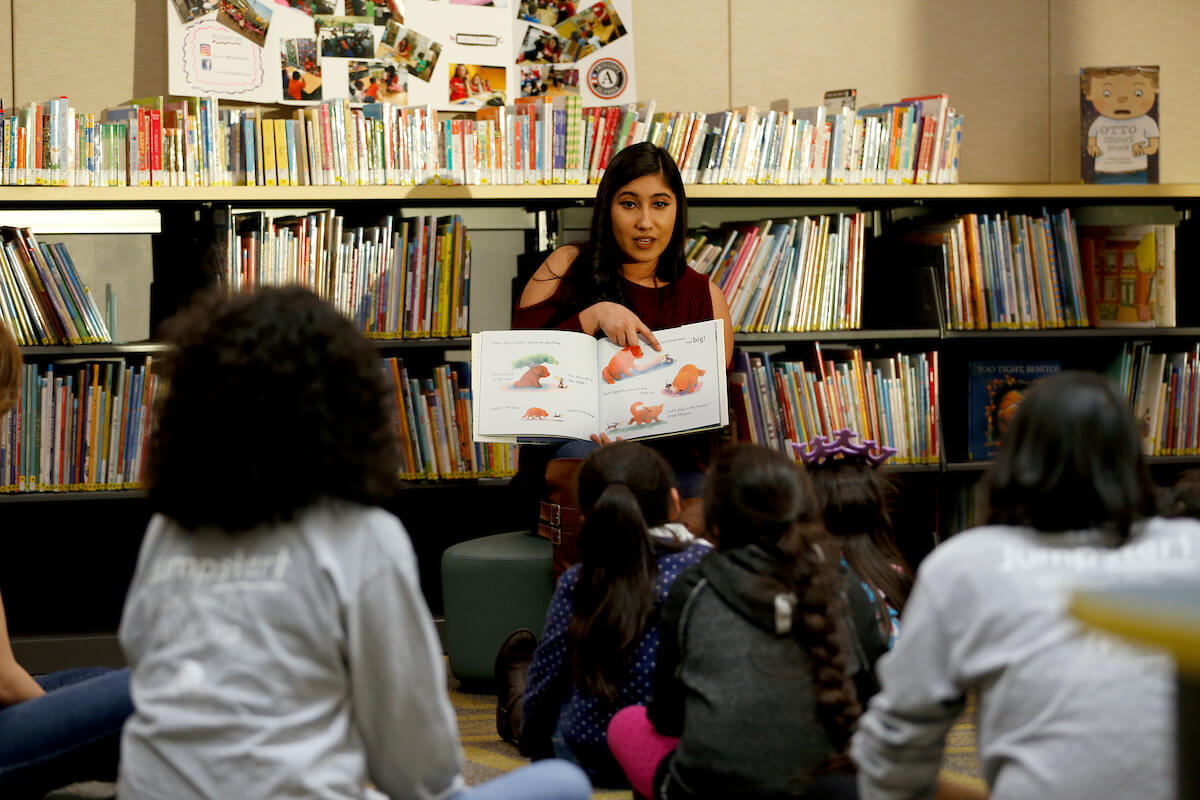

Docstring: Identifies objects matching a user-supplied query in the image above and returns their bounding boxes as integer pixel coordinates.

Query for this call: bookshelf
[3,182,1199,669]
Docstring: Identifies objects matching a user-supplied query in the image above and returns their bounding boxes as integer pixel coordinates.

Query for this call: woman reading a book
[513,141,733,363]
[852,371,1200,800]
[0,322,133,797]
[509,141,733,549]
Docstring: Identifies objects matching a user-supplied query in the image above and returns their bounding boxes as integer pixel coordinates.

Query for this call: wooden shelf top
[2,183,1200,204]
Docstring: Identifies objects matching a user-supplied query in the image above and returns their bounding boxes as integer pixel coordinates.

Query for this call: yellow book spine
[274,119,290,186]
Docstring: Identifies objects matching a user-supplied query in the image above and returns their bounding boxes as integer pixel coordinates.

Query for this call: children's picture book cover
[1080,65,1159,184]
[472,319,728,443]
[1077,225,1160,327]
[967,360,1062,460]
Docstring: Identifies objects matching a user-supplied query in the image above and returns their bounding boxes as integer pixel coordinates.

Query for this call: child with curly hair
[117,287,589,800]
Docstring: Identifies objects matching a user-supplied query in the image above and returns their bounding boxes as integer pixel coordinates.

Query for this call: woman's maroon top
[512,266,715,332]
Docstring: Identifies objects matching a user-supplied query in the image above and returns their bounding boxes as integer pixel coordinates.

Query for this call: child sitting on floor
[510,442,710,788]
[117,287,589,800]
[609,444,880,799]
[800,429,913,648]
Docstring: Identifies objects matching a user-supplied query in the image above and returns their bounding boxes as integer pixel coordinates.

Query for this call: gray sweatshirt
[851,517,1200,800]
[118,503,465,800]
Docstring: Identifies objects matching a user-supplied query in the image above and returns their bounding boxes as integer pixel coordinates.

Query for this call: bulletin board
[167,0,637,109]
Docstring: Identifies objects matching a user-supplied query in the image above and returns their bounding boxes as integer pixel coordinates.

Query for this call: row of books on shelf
[730,345,940,465]
[384,358,514,480]
[0,91,962,188]
[0,227,112,346]
[1,358,156,493]
[1118,342,1200,457]
[688,213,866,333]
[908,216,1177,331]
[0,354,517,493]
[220,210,470,339]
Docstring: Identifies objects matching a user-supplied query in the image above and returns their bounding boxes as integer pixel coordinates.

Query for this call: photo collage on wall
[168,0,634,107]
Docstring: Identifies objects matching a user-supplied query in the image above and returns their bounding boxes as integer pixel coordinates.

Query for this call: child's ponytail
[567,443,674,703]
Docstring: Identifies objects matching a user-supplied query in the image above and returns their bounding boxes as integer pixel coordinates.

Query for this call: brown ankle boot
[538,457,584,577]
[494,629,537,745]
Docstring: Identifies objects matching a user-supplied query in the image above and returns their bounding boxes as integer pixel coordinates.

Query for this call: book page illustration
[595,320,728,440]
[472,330,598,440]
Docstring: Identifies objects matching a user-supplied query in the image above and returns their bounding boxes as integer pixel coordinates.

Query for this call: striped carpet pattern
[449,676,984,799]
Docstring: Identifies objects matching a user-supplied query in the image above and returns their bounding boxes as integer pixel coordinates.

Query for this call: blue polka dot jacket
[520,528,710,786]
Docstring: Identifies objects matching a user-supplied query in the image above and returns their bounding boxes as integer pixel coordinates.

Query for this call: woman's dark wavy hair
[567,441,675,703]
[704,445,861,766]
[147,286,400,532]
[809,460,912,613]
[985,370,1157,543]
[563,142,688,308]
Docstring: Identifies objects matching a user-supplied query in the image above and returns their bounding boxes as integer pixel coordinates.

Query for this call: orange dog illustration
[513,364,551,388]
[628,401,664,425]
[666,364,706,395]
[602,345,644,384]
[522,407,550,419]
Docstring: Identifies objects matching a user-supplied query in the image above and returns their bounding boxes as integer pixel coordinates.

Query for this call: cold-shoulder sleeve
[511,283,585,332]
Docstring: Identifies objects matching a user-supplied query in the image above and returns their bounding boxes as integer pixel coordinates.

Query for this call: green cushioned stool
[441,531,555,686]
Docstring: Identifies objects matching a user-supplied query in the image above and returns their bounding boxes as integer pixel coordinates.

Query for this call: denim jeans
[0,667,133,799]
[451,759,591,800]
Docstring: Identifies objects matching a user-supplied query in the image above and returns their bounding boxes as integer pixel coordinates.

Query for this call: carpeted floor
[448,672,985,799]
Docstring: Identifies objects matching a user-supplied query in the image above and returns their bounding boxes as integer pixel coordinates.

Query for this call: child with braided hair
[608,444,887,799]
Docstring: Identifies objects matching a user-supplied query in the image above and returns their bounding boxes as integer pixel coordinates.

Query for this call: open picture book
[472,319,729,443]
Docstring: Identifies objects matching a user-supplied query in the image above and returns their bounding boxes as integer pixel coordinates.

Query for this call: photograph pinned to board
[515,24,572,63]
[172,0,218,23]
[376,19,443,81]
[349,60,408,103]
[516,0,568,26]
[273,0,317,15]
[519,64,578,97]
[555,1,627,60]
[448,63,506,107]
[218,0,274,46]
[316,15,376,58]
[281,37,322,100]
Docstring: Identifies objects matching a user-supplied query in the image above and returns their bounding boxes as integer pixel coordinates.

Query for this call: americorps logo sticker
[587,58,627,100]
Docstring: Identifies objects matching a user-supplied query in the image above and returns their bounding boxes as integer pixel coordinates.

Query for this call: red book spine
[150,108,163,184]
[597,106,620,176]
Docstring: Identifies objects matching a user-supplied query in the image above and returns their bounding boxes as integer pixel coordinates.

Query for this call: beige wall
[0,0,11,111]
[12,0,168,114]
[5,0,1198,182]
[1049,0,1200,183]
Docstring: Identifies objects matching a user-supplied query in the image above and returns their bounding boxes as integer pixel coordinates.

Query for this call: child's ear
[668,487,681,521]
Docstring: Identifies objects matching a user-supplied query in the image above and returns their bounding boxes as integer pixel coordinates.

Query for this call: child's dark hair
[985,371,1157,543]
[147,287,400,532]
[1164,468,1200,519]
[809,460,912,613]
[564,142,688,308]
[568,442,675,703]
[703,444,861,763]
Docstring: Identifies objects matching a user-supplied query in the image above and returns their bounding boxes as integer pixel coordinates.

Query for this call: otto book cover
[1080,65,1160,184]
[967,360,1062,460]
